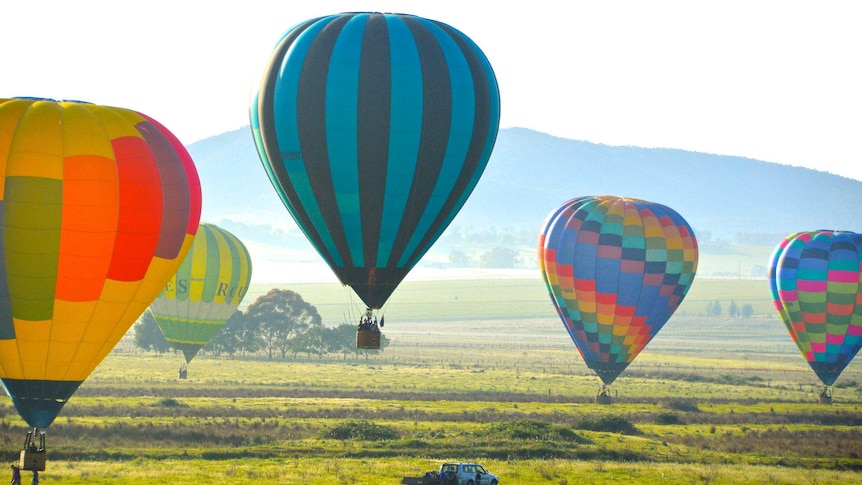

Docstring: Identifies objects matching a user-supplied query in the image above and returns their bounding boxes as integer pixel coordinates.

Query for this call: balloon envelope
[0,98,202,428]
[150,223,252,363]
[250,12,500,309]
[768,230,862,386]
[539,196,699,385]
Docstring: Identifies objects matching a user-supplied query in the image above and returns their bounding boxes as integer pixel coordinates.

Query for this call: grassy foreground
[2,277,860,484]
[2,349,859,484]
[35,458,859,484]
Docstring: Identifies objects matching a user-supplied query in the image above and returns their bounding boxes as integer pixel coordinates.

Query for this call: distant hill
[467,128,860,241]
[188,126,860,246]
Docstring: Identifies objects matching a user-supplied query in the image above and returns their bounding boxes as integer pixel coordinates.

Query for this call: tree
[205,310,246,358]
[728,300,739,318]
[706,300,722,317]
[133,312,170,353]
[449,249,471,267]
[331,323,361,358]
[478,246,520,268]
[244,289,322,359]
[294,325,331,358]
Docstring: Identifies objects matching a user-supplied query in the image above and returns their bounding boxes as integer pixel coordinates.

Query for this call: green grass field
[247,274,778,323]
[6,351,858,484]
[3,276,861,484]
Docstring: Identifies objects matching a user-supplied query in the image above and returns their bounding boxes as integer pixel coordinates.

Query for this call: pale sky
[3,1,860,181]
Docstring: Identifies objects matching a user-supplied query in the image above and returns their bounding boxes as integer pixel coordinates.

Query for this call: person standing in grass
[10,464,21,485]
[29,469,36,485]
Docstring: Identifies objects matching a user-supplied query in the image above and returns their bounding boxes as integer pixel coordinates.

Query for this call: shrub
[575,415,640,435]
[152,398,188,408]
[716,374,763,386]
[655,412,683,425]
[319,420,399,441]
[835,380,858,389]
[486,419,584,442]
[663,398,700,412]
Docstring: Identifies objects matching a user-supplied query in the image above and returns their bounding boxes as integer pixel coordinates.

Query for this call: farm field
[3,277,861,484]
[245,272,779,324]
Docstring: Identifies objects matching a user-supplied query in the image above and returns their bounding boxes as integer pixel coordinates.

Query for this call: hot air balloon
[768,230,862,403]
[250,12,500,347]
[538,196,699,403]
[149,223,252,377]
[0,97,201,464]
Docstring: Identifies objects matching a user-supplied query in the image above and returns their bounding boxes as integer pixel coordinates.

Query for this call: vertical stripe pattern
[0,98,201,428]
[149,223,253,363]
[539,196,699,385]
[768,230,862,386]
[251,12,500,309]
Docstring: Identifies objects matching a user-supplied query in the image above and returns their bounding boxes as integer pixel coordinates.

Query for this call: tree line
[705,300,754,318]
[133,288,388,359]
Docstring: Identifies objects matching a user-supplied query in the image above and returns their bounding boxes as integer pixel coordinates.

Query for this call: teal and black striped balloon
[768,230,862,386]
[250,12,500,310]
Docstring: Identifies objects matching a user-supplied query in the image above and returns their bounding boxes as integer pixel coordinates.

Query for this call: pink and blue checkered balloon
[768,230,862,386]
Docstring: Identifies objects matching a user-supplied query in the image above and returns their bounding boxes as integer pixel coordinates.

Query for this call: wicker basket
[356,328,381,349]
[19,449,46,471]
[594,394,612,405]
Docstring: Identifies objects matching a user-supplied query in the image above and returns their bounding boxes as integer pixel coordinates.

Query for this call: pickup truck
[401,462,499,485]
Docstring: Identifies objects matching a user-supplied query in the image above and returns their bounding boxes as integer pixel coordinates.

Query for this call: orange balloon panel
[0,98,202,428]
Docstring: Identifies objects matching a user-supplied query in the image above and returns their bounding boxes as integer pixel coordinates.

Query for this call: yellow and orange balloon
[0,98,201,428]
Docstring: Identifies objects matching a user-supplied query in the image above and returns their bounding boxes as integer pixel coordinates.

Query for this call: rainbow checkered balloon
[539,196,699,385]
[768,230,862,386]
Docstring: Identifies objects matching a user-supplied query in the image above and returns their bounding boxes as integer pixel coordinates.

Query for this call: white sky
[3,1,860,181]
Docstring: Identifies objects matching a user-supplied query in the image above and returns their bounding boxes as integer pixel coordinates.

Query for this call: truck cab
[439,463,498,485]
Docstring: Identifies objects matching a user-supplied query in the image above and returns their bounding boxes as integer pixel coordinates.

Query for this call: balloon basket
[595,394,612,405]
[595,385,612,405]
[19,449,45,472]
[818,387,833,405]
[20,430,46,471]
[356,328,381,349]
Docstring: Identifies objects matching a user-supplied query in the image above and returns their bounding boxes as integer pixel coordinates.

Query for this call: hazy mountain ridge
[188,127,861,251]
[476,128,859,239]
